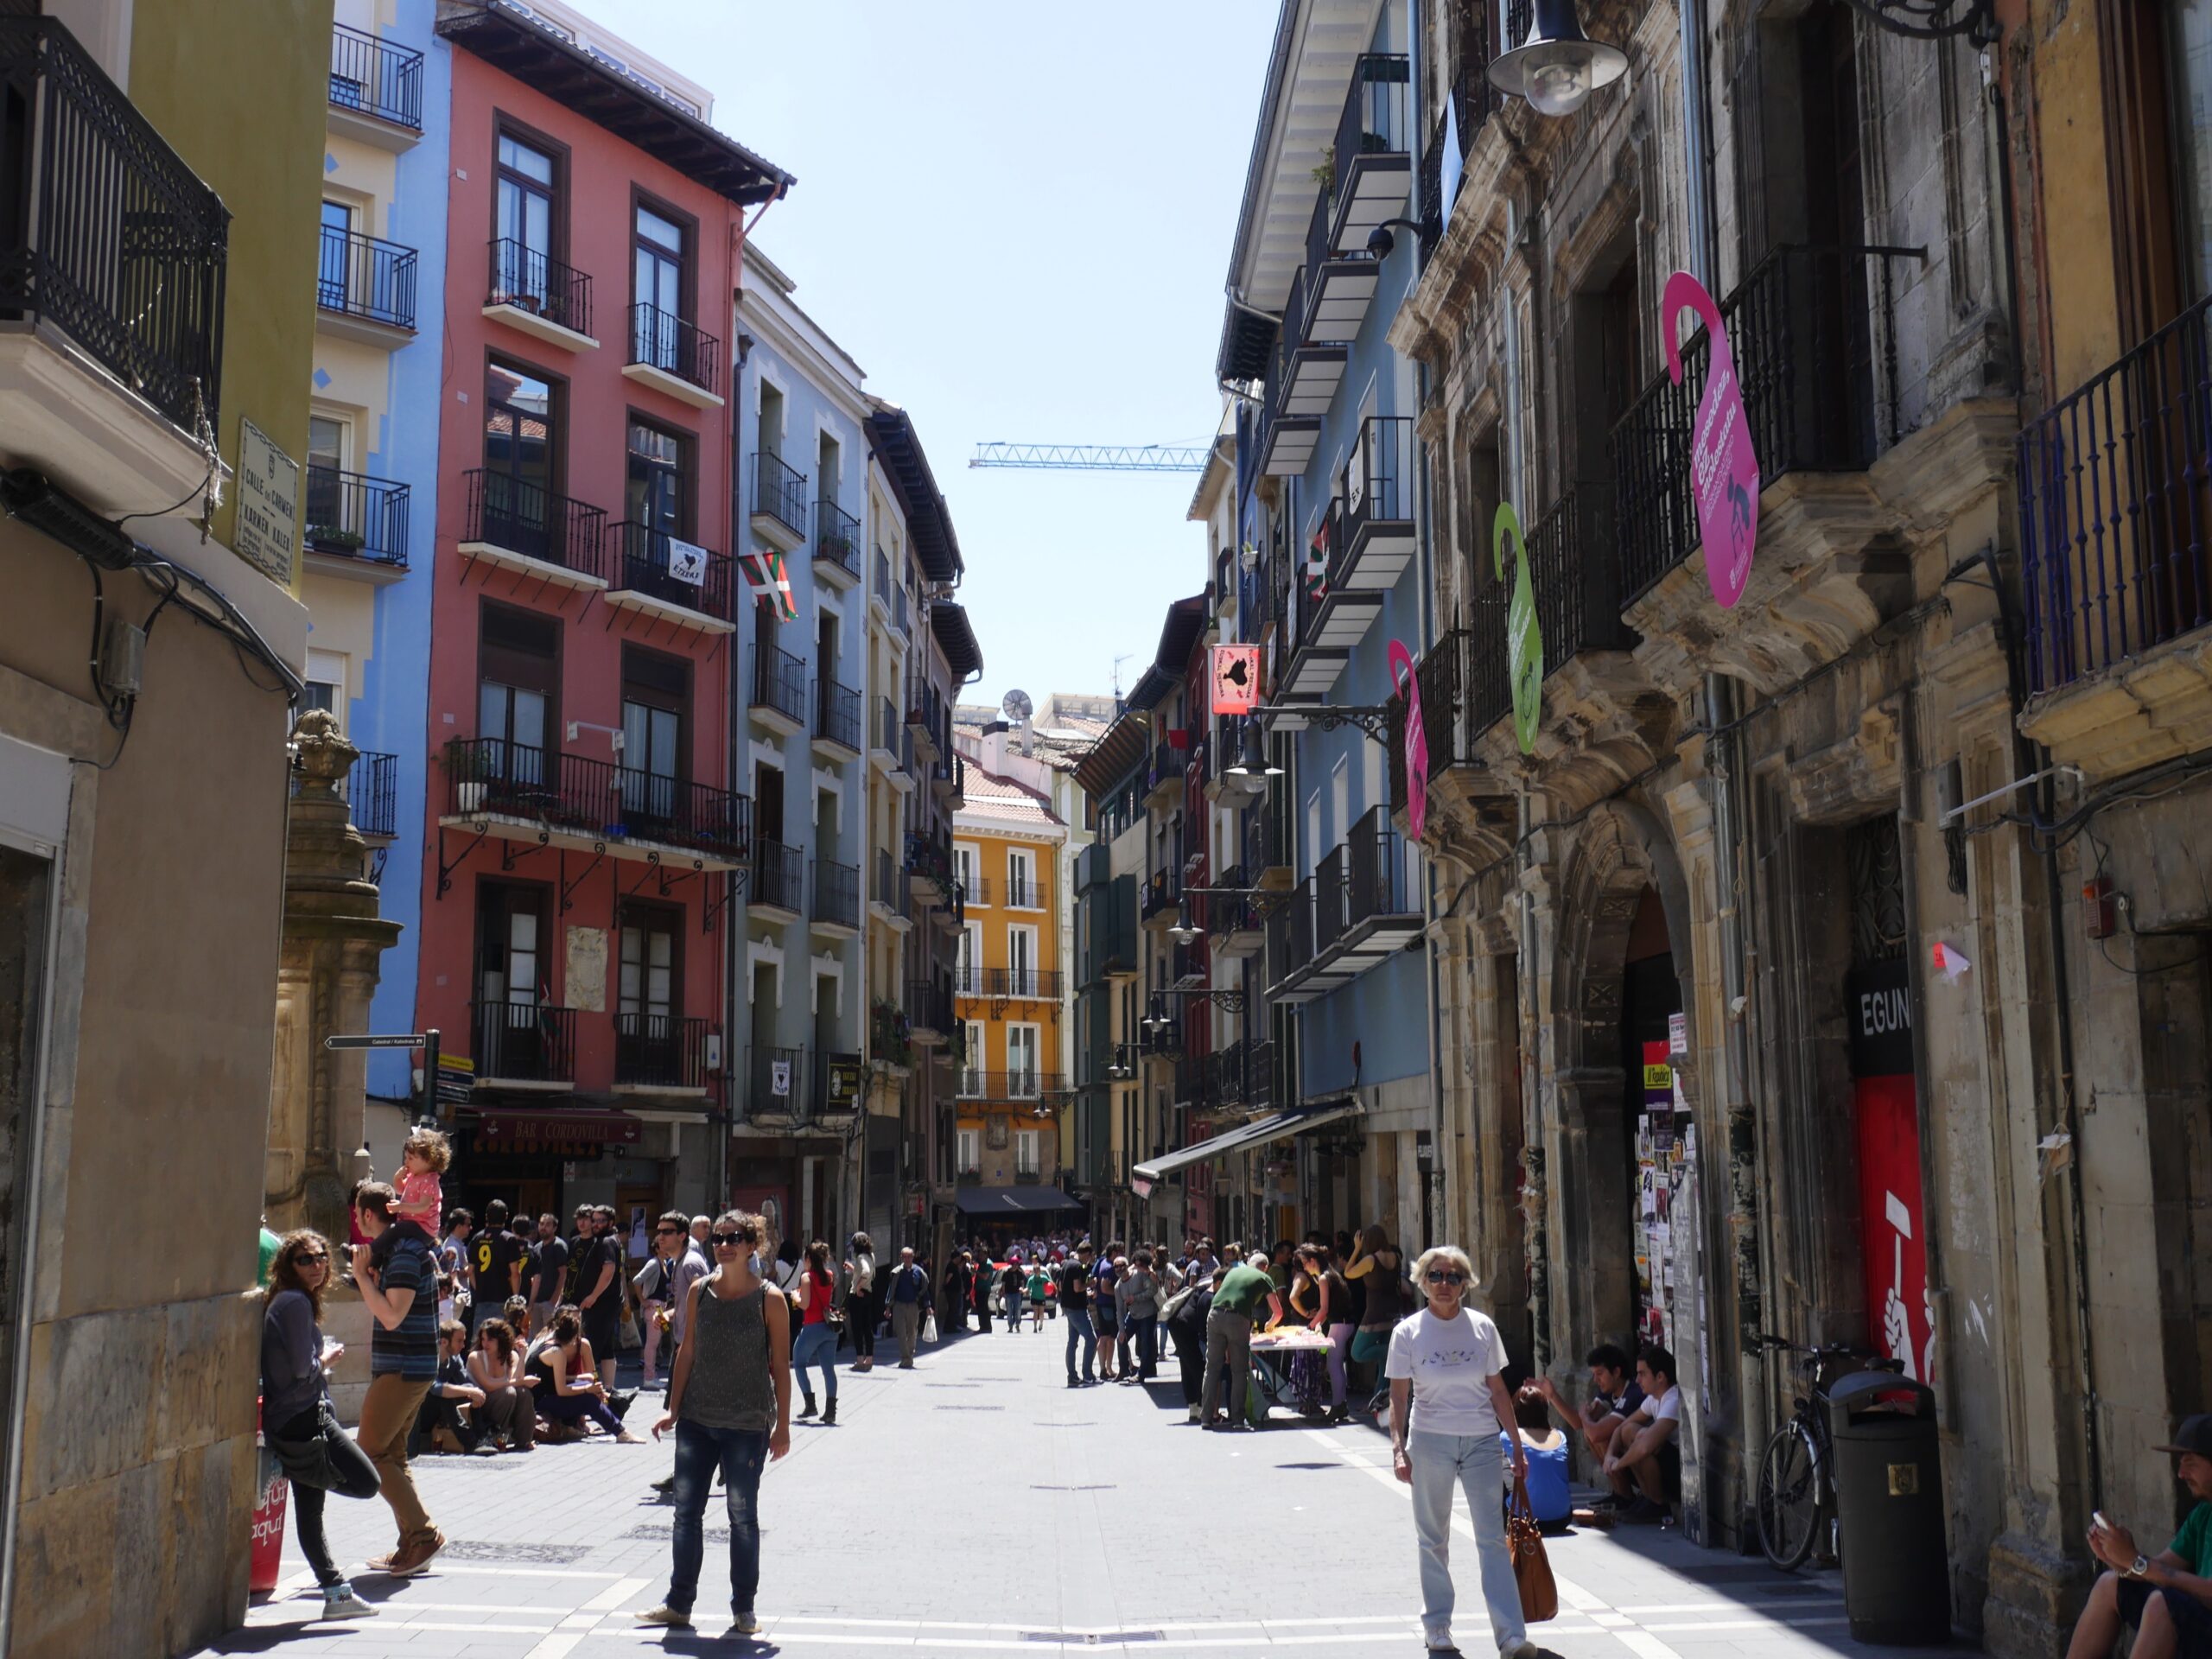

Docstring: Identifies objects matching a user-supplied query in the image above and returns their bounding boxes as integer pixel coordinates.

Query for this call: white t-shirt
[1643,1384,1682,1424]
[1385,1306,1511,1435]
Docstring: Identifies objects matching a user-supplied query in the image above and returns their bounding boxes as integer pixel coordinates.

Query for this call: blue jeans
[666,1421,767,1618]
[791,1322,838,1401]
[1063,1306,1096,1382]
[1408,1428,1526,1649]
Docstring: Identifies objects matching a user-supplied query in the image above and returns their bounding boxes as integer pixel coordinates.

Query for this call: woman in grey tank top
[640,1211,791,1635]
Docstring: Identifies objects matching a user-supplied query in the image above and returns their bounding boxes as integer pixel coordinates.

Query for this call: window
[633,204,686,366]
[958,922,982,995]
[2176,0,2212,301]
[305,418,346,543]
[316,200,356,309]
[479,603,559,786]
[620,647,687,823]
[954,842,981,901]
[957,1127,981,1177]
[304,648,347,728]
[1008,925,1038,998]
[961,1021,985,1095]
[1007,848,1036,909]
[484,363,558,555]
[618,906,677,1021]
[493,131,558,309]
[1007,1025,1039,1097]
[626,418,685,536]
[1015,1129,1040,1177]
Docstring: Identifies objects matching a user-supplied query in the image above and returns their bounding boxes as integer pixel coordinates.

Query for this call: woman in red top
[791,1240,842,1425]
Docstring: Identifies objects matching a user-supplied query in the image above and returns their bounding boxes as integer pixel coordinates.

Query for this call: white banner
[666,537,708,587]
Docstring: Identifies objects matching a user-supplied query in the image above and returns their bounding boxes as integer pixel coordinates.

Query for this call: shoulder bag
[1508,1477,1559,1623]
[267,1398,349,1493]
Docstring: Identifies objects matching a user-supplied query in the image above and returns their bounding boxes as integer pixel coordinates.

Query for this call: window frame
[489,113,569,264]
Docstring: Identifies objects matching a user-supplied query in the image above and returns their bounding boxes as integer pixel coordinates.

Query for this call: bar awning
[1132,1102,1361,1192]
[954,1185,1086,1216]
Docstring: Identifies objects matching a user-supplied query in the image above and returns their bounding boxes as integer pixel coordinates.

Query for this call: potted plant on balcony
[871,998,912,1070]
[443,737,493,816]
[308,524,365,554]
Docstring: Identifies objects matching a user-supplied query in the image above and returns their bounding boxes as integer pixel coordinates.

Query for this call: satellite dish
[1002,689,1033,723]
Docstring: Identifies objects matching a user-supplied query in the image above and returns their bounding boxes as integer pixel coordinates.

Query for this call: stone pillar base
[1982,1531,2088,1659]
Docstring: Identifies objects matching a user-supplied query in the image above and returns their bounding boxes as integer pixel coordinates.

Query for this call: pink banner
[1662,270,1760,609]
[1389,639,1428,842]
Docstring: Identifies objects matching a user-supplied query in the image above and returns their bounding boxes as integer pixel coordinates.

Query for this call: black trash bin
[1826,1370,1950,1643]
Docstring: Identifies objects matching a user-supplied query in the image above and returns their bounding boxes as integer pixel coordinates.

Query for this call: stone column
[266,711,403,1243]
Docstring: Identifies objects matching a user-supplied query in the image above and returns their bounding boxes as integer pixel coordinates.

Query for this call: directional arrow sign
[324,1033,427,1051]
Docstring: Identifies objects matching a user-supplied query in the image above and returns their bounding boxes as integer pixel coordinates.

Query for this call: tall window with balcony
[1008,925,1038,998]
[484,362,559,559]
[954,842,980,900]
[963,1021,985,1096]
[477,883,565,1081]
[477,604,558,791]
[1007,847,1036,909]
[617,903,681,1085]
[957,921,982,995]
[633,204,687,371]
[493,131,563,321]
[620,647,686,830]
[1007,1025,1039,1098]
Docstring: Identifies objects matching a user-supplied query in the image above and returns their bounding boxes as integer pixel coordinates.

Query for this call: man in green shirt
[1198,1255,1284,1431]
[2066,1414,2212,1659]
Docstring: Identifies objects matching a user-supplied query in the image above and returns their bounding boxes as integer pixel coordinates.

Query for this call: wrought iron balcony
[752,449,807,538]
[906,976,953,1039]
[811,857,860,931]
[1388,627,1488,814]
[317,224,417,333]
[815,676,861,754]
[749,838,804,917]
[746,1045,807,1123]
[982,968,1065,1001]
[473,999,576,1084]
[292,747,397,840]
[1611,243,1921,606]
[815,497,861,581]
[1327,53,1413,251]
[750,641,807,729]
[875,697,915,775]
[304,467,410,569]
[959,1070,1064,1103]
[906,831,953,899]
[1330,415,1416,595]
[1528,485,1632,673]
[610,522,734,621]
[1141,868,1182,925]
[873,847,910,913]
[444,737,748,860]
[615,1013,708,1090]
[461,469,606,580]
[0,16,228,434]
[486,238,592,340]
[627,302,720,397]
[328,22,423,131]
[2018,289,2212,696]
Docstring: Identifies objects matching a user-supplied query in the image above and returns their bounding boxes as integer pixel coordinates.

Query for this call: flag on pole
[745,550,798,620]
[1302,524,1329,604]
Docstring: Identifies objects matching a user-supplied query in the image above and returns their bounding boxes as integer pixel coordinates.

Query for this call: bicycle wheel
[1756,1418,1822,1569]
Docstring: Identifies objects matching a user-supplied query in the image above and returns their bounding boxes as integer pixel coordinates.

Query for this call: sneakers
[1186,1404,1202,1422]
[1500,1641,1541,1659]
[469,1440,499,1457]
[375,1526,444,1578]
[318,1585,378,1621]
[1421,1627,1456,1652]
[636,1605,693,1629]
[731,1610,763,1635]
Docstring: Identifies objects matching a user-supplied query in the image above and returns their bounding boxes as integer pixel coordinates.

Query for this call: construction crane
[969,442,1210,473]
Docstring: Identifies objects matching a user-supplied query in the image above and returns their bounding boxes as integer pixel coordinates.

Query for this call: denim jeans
[1063,1306,1096,1382]
[791,1322,838,1401]
[666,1421,768,1618]
[1407,1427,1526,1649]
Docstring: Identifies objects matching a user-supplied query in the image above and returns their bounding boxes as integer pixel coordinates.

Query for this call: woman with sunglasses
[261,1230,382,1622]
[640,1211,792,1636]
[1387,1245,1536,1659]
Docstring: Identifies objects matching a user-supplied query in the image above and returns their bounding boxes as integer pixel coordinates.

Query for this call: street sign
[435,1053,475,1108]
[324,1033,426,1051]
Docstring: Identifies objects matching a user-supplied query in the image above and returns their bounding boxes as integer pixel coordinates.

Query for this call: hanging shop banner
[665,537,708,587]
[1388,638,1429,842]
[1847,957,1933,1384]
[770,1058,792,1097]
[1662,270,1761,609]
[1210,644,1261,716]
[1492,503,1543,754]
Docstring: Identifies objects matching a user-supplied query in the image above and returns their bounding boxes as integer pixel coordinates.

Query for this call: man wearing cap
[2066,1414,2212,1659]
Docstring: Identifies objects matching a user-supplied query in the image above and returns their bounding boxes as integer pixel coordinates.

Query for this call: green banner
[1492,503,1543,755]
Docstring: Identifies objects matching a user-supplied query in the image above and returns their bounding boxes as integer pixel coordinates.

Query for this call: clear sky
[569,1,1278,712]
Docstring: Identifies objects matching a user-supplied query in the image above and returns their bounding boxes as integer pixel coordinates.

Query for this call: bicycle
[1753,1334,1904,1569]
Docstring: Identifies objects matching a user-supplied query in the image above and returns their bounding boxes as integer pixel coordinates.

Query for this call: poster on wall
[1848,957,1932,1382]
[1661,270,1761,609]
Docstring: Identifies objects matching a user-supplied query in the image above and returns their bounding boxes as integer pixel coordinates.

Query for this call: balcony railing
[906,831,953,887]
[486,238,591,338]
[615,1013,708,1090]
[611,522,734,620]
[750,640,807,727]
[461,469,606,578]
[445,738,748,857]
[328,22,423,130]
[1528,487,1633,674]
[982,968,1065,1001]
[906,976,953,1036]
[1141,868,1182,922]
[815,497,861,578]
[628,302,720,397]
[750,838,804,914]
[960,1070,1062,1103]
[747,1045,806,1122]
[2019,290,2212,696]
[1611,244,1919,606]
[874,847,910,912]
[1147,738,1186,795]
[877,697,914,768]
[1329,53,1412,227]
[752,450,807,537]
[473,1000,576,1084]
[1389,628,1490,813]
[0,16,229,433]
[317,225,416,332]
[293,747,397,839]
[816,677,861,753]
[812,858,860,931]
[1346,804,1419,928]
[953,961,983,996]
[1335,415,1413,571]
[304,467,410,569]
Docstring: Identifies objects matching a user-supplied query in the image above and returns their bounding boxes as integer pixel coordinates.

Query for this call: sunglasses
[295,1251,330,1265]
[1424,1270,1467,1286]
[712,1231,752,1247]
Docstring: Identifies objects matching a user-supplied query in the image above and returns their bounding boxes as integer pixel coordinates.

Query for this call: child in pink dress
[392,1126,451,1233]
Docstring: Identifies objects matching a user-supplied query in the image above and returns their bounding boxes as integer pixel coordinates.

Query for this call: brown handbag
[1508,1477,1560,1623]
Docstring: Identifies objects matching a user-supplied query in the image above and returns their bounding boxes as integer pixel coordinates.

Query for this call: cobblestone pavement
[200,1322,1967,1658]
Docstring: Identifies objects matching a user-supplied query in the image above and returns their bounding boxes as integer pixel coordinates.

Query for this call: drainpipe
[1517,785,1549,1374]
[1704,671,1770,1534]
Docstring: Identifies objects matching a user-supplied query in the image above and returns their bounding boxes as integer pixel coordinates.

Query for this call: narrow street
[207,1328,1934,1659]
